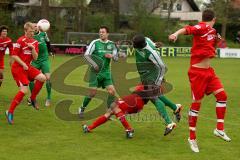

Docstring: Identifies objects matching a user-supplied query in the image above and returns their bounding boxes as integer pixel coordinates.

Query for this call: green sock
[46,80,52,100]
[82,96,92,109]
[159,95,177,112]
[152,98,172,124]
[29,81,34,93]
[107,95,116,108]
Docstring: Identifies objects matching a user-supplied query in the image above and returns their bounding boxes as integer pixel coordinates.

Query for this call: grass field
[0,55,240,160]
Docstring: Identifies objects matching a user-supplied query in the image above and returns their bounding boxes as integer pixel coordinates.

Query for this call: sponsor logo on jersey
[107,44,112,50]
[0,47,5,51]
[24,50,32,55]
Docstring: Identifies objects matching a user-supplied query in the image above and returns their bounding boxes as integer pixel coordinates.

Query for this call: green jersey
[33,31,50,62]
[84,39,118,73]
[135,37,166,86]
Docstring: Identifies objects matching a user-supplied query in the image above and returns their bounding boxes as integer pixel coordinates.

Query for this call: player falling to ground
[132,35,183,135]
[6,22,46,124]
[27,22,52,107]
[83,84,174,138]
[0,25,13,87]
[169,9,231,153]
[78,26,119,117]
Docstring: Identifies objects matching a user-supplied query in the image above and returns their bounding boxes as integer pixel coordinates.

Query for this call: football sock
[152,98,172,125]
[82,96,92,109]
[46,80,51,100]
[189,102,201,140]
[107,95,116,108]
[215,91,227,131]
[30,80,44,101]
[8,91,25,113]
[29,81,34,93]
[115,111,132,131]
[88,115,108,130]
[159,95,177,111]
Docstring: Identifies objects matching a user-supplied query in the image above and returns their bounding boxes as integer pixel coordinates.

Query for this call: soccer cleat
[79,107,85,118]
[188,138,199,153]
[45,99,51,107]
[174,104,183,122]
[126,129,134,139]
[214,129,231,142]
[30,99,39,110]
[27,97,32,106]
[164,122,176,136]
[5,110,14,125]
[82,124,90,133]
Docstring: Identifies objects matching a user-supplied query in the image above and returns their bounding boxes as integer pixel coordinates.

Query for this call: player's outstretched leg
[152,98,176,136]
[214,90,231,142]
[188,102,201,152]
[83,114,110,133]
[159,95,183,122]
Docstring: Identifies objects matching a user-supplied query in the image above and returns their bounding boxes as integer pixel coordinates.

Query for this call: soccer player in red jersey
[82,84,176,138]
[169,9,230,152]
[0,25,13,87]
[5,22,46,124]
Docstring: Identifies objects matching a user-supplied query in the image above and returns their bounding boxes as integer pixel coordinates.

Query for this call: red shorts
[116,94,145,114]
[0,54,4,69]
[188,66,223,100]
[11,65,41,87]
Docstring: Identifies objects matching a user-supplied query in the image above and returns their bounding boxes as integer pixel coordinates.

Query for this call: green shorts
[31,60,50,74]
[89,71,113,89]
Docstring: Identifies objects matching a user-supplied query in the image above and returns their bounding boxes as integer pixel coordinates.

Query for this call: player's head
[132,34,147,49]
[24,22,34,38]
[99,26,109,41]
[202,9,216,24]
[0,25,8,38]
[32,23,39,33]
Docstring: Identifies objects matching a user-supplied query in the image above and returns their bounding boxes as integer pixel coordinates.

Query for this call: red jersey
[12,36,38,68]
[0,37,13,55]
[185,22,217,65]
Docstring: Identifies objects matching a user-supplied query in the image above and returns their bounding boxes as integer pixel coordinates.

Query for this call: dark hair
[99,25,109,33]
[0,25,8,33]
[202,9,215,22]
[132,34,147,49]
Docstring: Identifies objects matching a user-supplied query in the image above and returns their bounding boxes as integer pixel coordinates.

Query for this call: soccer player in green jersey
[28,23,52,107]
[132,34,183,135]
[78,26,118,117]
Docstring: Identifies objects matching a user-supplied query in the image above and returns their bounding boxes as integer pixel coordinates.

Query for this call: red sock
[8,91,25,114]
[188,102,201,140]
[30,80,44,100]
[215,91,227,130]
[88,115,108,131]
[115,111,132,131]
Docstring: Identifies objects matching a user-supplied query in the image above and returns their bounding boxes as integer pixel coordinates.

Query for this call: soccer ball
[37,19,50,32]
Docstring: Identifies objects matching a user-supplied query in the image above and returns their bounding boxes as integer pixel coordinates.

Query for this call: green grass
[0,55,240,160]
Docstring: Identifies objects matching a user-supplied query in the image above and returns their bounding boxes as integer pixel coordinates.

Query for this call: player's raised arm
[169,28,187,42]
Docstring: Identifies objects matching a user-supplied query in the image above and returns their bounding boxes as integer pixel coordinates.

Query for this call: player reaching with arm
[78,26,119,118]
[132,35,183,135]
[169,9,230,153]
[6,22,46,124]
[0,25,13,87]
[27,22,52,107]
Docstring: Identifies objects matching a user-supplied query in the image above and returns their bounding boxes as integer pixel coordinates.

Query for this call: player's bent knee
[35,74,47,82]
[20,86,28,94]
